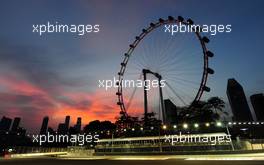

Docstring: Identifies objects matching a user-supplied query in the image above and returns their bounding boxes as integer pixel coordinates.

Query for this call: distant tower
[74,117,82,133]
[164,99,178,124]
[11,117,21,132]
[226,78,253,121]
[250,93,264,121]
[65,116,70,133]
[57,123,67,134]
[47,127,55,135]
[0,116,12,132]
[40,116,49,134]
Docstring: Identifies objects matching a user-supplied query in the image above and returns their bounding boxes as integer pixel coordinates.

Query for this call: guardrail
[11,152,67,158]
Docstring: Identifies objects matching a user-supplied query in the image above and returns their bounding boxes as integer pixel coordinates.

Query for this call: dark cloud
[0,40,93,94]
[0,92,55,112]
[56,95,92,110]
[0,93,53,107]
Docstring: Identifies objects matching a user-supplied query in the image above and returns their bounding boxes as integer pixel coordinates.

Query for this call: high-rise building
[57,123,67,134]
[74,117,82,133]
[40,116,49,134]
[69,126,77,134]
[17,127,26,136]
[47,127,55,135]
[226,78,253,121]
[250,93,264,121]
[65,116,70,133]
[11,117,21,132]
[164,99,178,124]
[0,116,12,132]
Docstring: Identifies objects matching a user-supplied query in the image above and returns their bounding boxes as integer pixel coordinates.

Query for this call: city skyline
[0,0,263,132]
[1,81,263,135]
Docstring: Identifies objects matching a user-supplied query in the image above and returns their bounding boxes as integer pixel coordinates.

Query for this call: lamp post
[221,119,235,151]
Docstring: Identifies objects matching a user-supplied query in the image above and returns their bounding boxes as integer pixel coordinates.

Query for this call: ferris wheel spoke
[165,78,200,92]
[126,86,138,112]
[166,78,198,96]
[158,45,187,68]
[164,87,188,107]
[165,81,188,106]
[165,61,203,71]
[152,33,162,66]
[158,34,193,66]
[130,56,147,69]
[167,77,201,85]
[126,72,142,75]
[125,73,143,112]
[161,52,202,71]
[165,70,202,76]
[158,50,199,72]
[163,87,177,103]
[160,66,202,76]
[139,50,150,68]
[157,32,176,60]
[131,45,149,69]
[156,34,182,63]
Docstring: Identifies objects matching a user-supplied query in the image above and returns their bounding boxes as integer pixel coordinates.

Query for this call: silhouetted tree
[83,120,115,134]
[141,112,161,128]
[100,121,116,131]
[178,97,227,123]
[207,97,227,116]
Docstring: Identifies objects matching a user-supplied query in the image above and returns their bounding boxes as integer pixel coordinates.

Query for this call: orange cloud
[0,75,146,133]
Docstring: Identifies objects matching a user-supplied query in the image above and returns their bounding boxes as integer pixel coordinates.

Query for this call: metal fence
[13,146,68,154]
[9,139,264,156]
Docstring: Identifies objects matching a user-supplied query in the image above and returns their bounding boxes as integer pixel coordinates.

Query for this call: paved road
[1,158,264,165]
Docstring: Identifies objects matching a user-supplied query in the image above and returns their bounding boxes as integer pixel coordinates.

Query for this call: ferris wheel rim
[116,16,213,117]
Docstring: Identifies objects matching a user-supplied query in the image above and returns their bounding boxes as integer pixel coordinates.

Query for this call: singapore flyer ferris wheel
[116,16,214,123]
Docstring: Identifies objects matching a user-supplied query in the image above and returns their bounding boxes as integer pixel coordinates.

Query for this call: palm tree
[207,97,227,116]
[141,112,161,127]
[178,97,228,123]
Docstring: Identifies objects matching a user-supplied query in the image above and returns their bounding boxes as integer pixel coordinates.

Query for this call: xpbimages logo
[32,133,99,146]
[164,22,232,36]
[164,132,232,145]
[98,77,166,90]
[32,21,100,36]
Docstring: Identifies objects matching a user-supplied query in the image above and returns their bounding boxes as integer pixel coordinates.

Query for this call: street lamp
[194,123,199,128]
[183,123,188,129]
[216,122,222,127]
[205,123,210,127]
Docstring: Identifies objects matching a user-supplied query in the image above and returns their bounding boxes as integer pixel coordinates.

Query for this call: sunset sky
[0,0,263,133]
